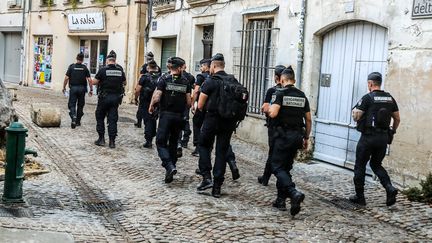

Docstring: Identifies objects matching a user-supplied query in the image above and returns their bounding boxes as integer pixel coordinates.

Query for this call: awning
[241,4,279,15]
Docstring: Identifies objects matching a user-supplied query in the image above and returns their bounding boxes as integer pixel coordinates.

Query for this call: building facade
[149,0,432,185]
[22,0,147,99]
[0,0,25,84]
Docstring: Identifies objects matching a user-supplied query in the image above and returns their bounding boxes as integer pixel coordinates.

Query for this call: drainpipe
[20,0,27,85]
[296,0,307,89]
[124,0,131,101]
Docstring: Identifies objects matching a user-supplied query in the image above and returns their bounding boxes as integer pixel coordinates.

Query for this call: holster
[388,129,396,145]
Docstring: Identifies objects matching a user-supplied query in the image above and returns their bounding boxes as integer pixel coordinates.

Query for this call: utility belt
[160,111,184,117]
[364,127,388,134]
[272,125,304,139]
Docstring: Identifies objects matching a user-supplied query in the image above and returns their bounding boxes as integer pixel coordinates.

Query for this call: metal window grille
[237,19,277,114]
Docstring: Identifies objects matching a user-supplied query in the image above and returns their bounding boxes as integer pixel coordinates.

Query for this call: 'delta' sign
[412,0,432,19]
[68,12,105,31]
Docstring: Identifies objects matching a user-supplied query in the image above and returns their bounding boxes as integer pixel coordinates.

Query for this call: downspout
[125,0,131,101]
[20,0,27,85]
[296,0,307,88]
[24,0,33,86]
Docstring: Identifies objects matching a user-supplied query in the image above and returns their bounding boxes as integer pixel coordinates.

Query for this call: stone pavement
[0,87,431,242]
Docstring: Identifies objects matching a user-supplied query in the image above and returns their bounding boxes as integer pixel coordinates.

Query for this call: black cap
[200,58,211,66]
[368,72,382,82]
[169,57,185,69]
[211,53,224,62]
[274,65,286,76]
[281,66,295,79]
[107,50,117,59]
[76,52,84,61]
[146,51,154,58]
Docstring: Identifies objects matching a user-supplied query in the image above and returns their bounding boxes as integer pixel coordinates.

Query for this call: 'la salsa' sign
[68,12,105,31]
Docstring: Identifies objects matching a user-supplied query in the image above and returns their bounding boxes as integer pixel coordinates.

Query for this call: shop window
[33,36,53,88]
[238,19,277,114]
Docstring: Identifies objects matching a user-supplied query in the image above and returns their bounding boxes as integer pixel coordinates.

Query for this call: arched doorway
[314,21,389,168]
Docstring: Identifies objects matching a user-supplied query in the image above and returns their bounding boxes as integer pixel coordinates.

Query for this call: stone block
[31,103,61,127]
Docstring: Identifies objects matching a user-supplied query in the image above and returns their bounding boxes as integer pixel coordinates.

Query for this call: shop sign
[412,0,432,19]
[68,12,105,31]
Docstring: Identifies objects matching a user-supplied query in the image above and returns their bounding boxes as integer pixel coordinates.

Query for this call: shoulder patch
[373,96,393,103]
[166,83,187,93]
[106,70,123,77]
[282,96,306,108]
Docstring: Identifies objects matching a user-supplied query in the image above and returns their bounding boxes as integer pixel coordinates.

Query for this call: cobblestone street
[0,87,431,242]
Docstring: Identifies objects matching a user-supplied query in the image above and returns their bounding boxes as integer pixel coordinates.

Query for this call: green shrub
[403,173,432,203]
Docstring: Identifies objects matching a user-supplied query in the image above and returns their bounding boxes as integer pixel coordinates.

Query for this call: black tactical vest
[99,64,125,95]
[364,91,394,129]
[140,72,159,102]
[273,85,307,128]
[160,74,189,114]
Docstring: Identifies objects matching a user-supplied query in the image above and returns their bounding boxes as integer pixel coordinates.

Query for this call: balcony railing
[186,0,217,8]
[153,0,176,14]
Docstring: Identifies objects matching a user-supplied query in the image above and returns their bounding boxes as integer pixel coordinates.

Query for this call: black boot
[164,163,177,184]
[109,138,116,149]
[385,185,398,206]
[94,135,105,146]
[349,194,366,206]
[227,160,240,181]
[195,168,202,175]
[197,178,213,191]
[134,122,142,128]
[71,117,77,129]
[258,175,269,186]
[191,147,199,157]
[76,120,81,126]
[176,146,183,158]
[212,185,221,198]
[143,140,152,148]
[290,191,305,216]
[272,197,287,211]
[349,187,366,206]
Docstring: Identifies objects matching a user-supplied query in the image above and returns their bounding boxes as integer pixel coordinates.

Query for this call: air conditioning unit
[7,0,17,8]
[7,0,22,8]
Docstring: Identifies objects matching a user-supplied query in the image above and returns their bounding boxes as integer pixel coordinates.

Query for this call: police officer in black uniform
[135,52,162,128]
[191,58,211,156]
[196,53,240,197]
[149,57,192,184]
[350,72,400,206]
[134,60,160,148]
[267,67,311,216]
[93,50,126,149]
[63,53,92,129]
[176,61,195,157]
[192,59,240,181]
[258,64,286,186]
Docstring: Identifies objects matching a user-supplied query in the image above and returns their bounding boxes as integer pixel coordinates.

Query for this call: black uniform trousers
[198,112,237,186]
[136,105,143,126]
[270,128,303,199]
[139,100,156,142]
[95,94,121,139]
[156,112,185,169]
[261,127,275,180]
[178,109,192,146]
[68,85,86,121]
[192,110,205,147]
[354,132,392,194]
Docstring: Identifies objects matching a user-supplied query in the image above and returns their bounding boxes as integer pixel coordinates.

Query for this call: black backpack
[214,74,249,122]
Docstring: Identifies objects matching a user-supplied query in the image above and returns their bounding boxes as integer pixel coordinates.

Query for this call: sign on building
[412,0,432,19]
[68,12,105,31]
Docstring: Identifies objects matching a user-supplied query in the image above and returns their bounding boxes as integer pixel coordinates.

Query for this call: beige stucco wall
[149,0,304,146]
[302,0,432,184]
[25,1,145,101]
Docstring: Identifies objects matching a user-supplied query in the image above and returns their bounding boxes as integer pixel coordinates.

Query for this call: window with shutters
[237,19,277,114]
